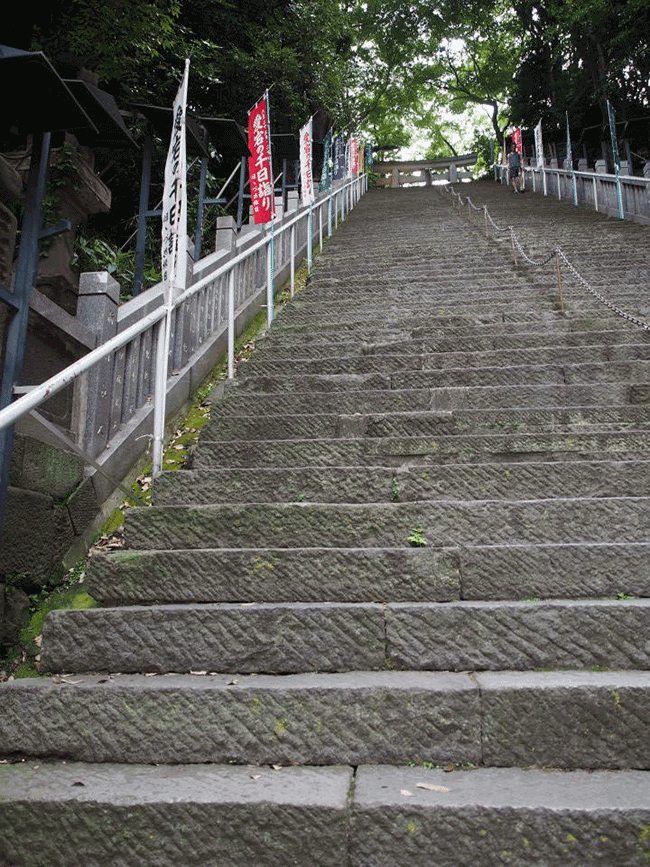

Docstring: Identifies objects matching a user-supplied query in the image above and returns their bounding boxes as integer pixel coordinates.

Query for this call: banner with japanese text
[365,141,374,169]
[511,127,522,154]
[161,58,189,295]
[350,137,359,174]
[534,120,544,168]
[333,133,346,181]
[299,118,314,205]
[248,95,274,224]
[565,112,573,170]
[319,128,333,192]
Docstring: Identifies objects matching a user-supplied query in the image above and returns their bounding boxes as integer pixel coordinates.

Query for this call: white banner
[299,118,314,205]
[534,120,544,169]
[161,58,190,297]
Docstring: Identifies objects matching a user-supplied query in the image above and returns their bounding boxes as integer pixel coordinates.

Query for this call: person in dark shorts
[507,144,522,192]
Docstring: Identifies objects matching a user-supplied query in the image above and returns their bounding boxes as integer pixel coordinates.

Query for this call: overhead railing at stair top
[0,174,368,529]
[446,184,650,333]
[494,161,650,226]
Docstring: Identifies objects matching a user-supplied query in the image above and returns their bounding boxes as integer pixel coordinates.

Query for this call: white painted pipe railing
[0,174,368,480]
[495,163,650,225]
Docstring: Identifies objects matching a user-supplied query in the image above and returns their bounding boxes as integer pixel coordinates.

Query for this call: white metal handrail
[0,174,368,479]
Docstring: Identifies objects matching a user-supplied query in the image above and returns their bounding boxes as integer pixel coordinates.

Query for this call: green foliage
[72,233,161,300]
[407,527,428,547]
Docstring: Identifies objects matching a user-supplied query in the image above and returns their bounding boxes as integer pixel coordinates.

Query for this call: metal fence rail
[494,163,650,225]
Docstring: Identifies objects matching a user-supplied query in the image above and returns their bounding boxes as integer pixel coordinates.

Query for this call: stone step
[251,328,648,360]
[242,342,650,376]
[268,315,639,343]
[218,382,650,415]
[3,763,649,867]
[154,459,650,505]
[1,670,649,769]
[0,762,352,867]
[191,429,650,469]
[265,312,630,339]
[232,359,650,393]
[200,405,650,443]
[350,765,650,867]
[124,497,650,551]
[86,542,650,605]
[40,599,650,675]
[260,318,641,349]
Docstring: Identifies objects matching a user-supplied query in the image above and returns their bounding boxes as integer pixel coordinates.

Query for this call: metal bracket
[39,219,72,240]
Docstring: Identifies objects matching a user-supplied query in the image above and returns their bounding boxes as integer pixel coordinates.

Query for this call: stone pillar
[595,160,608,174]
[216,216,236,253]
[448,164,458,183]
[73,271,119,458]
[391,167,399,188]
[577,159,589,172]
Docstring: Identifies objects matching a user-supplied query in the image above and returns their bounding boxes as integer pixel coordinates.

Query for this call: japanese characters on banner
[248,95,274,224]
[161,58,190,295]
[534,120,544,168]
[607,100,621,172]
[364,141,374,170]
[333,133,346,181]
[511,127,522,154]
[565,112,573,170]
[299,118,314,205]
[319,129,333,192]
[350,137,359,174]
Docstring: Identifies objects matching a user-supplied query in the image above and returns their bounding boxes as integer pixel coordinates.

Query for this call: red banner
[351,137,359,174]
[512,127,522,154]
[248,97,274,224]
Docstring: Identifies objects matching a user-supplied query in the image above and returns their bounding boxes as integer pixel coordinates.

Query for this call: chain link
[443,184,650,332]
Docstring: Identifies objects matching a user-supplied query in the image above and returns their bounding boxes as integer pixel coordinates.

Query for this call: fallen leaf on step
[417,783,450,792]
[190,670,207,676]
[250,774,261,780]
[400,789,414,797]
[272,764,283,771]
[226,678,240,685]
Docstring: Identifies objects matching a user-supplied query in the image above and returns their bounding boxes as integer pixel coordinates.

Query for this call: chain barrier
[442,184,650,332]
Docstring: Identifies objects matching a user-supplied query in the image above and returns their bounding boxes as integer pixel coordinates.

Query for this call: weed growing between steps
[0,263,310,682]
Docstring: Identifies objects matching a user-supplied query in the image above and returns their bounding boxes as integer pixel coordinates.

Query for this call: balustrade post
[227,267,235,378]
[290,223,296,297]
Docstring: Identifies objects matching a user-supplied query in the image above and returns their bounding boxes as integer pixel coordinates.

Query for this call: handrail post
[290,222,296,296]
[227,267,235,377]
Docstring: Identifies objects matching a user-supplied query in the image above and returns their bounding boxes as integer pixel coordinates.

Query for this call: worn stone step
[265,312,630,339]
[0,671,481,766]
[5,763,648,867]
[350,765,650,867]
[233,359,650,393]
[41,599,650,675]
[241,342,649,376]
[0,762,352,867]
[251,328,648,362]
[192,428,650,469]
[218,381,650,416]
[85,542,650,606]
[124,497,650,550]
[1,670,649,768]
[155,459,650,506]
[201,405,650,443]
[86,546,463,605]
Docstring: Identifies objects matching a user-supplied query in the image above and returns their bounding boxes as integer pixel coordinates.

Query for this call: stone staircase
[2,182,650,866]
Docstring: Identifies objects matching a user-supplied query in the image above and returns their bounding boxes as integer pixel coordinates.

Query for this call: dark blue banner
[319,129,333,192]
[333,133,346,181]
